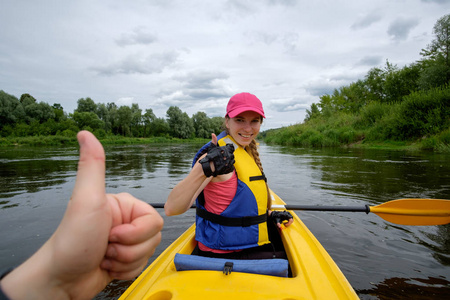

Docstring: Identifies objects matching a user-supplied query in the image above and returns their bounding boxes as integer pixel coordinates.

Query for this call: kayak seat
[174,253,289,277]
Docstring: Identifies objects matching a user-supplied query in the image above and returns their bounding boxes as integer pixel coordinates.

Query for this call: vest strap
[249,175,266,182]
[196,207,267,227]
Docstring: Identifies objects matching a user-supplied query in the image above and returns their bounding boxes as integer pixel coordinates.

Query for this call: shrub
[394,85,450,139]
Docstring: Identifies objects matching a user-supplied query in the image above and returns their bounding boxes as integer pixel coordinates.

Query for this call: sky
[1,0,449,130]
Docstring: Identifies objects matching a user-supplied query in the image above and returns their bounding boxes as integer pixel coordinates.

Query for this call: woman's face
[225,111,262,147]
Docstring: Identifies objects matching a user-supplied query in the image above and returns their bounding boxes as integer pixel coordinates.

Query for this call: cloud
[387,17,420,42]
[173,70,229,90]
[116,27,157,47]
[116,97,135,106]
[225,0,296,12]
[351,12,383,30]
[269,97,310,113]
[355,55,383,66]
[92,51,179,76]
[421,0,450,3]
[170,70,231,102]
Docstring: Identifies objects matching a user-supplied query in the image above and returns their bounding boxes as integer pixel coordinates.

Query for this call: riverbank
[261,125,450,153]
[0,135,209,147]
[3,133,449,153]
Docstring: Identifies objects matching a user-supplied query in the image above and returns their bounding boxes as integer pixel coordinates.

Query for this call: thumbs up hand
[0,131,163,300]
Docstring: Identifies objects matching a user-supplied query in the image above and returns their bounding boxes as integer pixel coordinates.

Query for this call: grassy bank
[0,135,209,147]
[262,86,450,153]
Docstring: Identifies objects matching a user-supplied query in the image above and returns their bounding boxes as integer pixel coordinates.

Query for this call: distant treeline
[0,91,224,143]
[263,14,450,152]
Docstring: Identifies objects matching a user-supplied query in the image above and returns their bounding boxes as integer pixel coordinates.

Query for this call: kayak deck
[120,191,358,299]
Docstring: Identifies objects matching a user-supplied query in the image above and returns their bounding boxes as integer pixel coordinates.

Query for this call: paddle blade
[370,199,450,226]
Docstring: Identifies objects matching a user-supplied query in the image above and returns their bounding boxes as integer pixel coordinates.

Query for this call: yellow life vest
[195,131,270,250]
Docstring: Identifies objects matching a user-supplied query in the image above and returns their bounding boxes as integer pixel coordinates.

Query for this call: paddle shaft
[149,199,450,225]
[149,203,370,213]
[274,204,370,213]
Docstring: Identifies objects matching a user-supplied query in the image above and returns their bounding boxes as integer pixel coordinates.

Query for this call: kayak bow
[120,190,359,299]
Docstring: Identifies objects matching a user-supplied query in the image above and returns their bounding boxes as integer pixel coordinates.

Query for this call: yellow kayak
[120,191,359,299]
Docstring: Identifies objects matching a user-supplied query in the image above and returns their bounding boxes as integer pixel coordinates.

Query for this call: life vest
[194,131,270,250]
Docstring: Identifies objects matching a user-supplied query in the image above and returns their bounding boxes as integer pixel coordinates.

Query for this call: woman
[165,92,293,259]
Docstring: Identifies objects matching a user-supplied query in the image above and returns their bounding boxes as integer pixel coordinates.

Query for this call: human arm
[165,133,235,216]
[164,134,219,216]
[0,131,163,300]
[164,158,213,216]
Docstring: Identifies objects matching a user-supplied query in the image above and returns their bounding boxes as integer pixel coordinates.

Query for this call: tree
[419,14,450,88]
[151,117,170,137]
[166,106,194,139]
[19,93,36,106]
[0,91,25,127]
[429,14,450,69]
[364,67,386,102]
[52,103,66,122]
[76,98,97,113]
[192,111,211,138]
[130,103,142,137]
[96,103,111,132]
[24,101,55,124]
[304,103,320,122]
[72,111,104,131]
[107,102,119,135]
[210,117,224,135]
[143,108,156,137]
[384,63,421,102]
[117,105,132,136]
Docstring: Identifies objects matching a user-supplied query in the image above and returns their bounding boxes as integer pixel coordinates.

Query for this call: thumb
[211,133,218,145]
[71,131,106,208]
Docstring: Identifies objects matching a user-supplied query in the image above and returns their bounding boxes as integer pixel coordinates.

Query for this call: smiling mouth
[239,133,252,138]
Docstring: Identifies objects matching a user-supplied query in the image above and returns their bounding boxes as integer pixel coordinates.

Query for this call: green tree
[384,63,421,102]
[151,117,170,137]
[210,116,224,135]
[20,93,36,106]
[166,106,194,139]
[117,105,132,136]
[76,97,97,113]
[305,103,320,121]
[52,103,66,122]
[0,91,25,128]
[130,103,142,137]
[107,102,119,135]
[419,14,450,88]
[96,103,111,132]
[192,111,211,138]
[72,111,104,131]
[143,108,156,137]
[364,66,386,102]
[24,101,55,124]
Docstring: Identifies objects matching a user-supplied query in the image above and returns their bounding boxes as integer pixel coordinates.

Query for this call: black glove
[270,211,293,225]
[199,143,235,177]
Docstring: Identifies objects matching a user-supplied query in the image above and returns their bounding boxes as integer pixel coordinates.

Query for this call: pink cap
[226,92,265,118]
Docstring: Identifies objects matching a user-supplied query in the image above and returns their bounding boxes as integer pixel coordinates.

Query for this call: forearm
[165,162,210,216]
[0,242,66,300]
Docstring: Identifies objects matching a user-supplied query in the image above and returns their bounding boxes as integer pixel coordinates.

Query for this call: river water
[0,142,449,299]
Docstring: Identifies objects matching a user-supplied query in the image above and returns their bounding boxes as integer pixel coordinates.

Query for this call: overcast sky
[1,0,449,130]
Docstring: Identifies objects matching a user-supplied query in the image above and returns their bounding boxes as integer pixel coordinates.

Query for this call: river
[0,142,449,299]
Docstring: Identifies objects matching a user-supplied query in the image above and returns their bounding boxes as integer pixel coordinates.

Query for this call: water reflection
[422,224,450,266]
[0,147,78,208]
[358,276,450,300]
[268,145,450,204]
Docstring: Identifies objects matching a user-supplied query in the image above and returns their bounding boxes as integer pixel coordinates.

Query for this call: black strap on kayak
[196,207,268,227]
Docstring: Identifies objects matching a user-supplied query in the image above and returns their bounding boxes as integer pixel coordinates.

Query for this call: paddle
[150,199,450,226]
